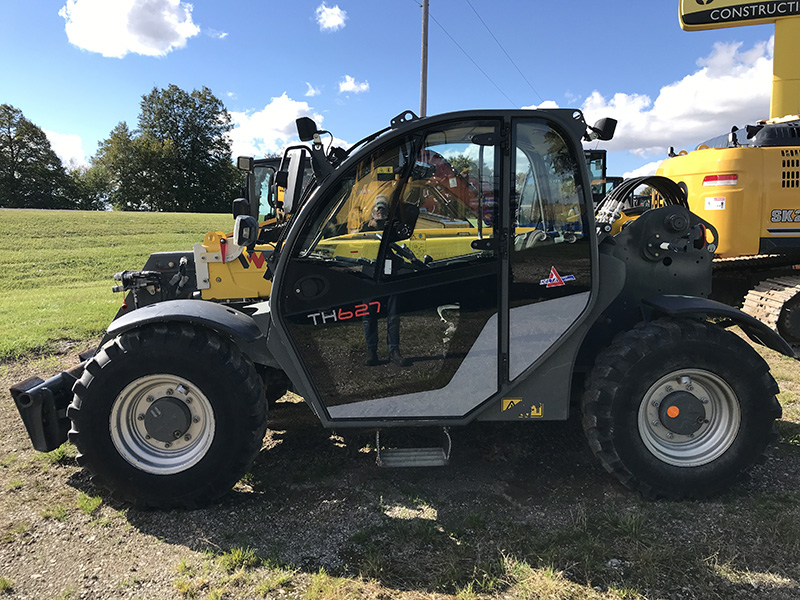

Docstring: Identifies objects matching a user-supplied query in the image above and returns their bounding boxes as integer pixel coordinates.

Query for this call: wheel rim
[637,369,741,467]
[110,374,216,475]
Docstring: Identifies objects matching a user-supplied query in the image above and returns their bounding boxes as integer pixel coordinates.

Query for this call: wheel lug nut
[164,442,171,448]
[193,416,200,423]
[173,430,182,439]
[166,388,174,396]
[137,414,145,421]
[146,396,154,403]
[651,400,660,407]
[667,433,674,439]
[651,420,659,426]
[186,397,193,404]
[665,386,673,392]
[184,434,192,441]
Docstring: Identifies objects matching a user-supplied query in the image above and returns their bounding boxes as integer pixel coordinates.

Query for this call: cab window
[293,121,499,278]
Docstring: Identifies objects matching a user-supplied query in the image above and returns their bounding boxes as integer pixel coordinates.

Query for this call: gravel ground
[2,340,800,600]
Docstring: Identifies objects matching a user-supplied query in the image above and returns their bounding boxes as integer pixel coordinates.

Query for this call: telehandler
[10,108,797,508]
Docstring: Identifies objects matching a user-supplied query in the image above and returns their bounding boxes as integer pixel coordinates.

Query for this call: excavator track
[742,275,800,345]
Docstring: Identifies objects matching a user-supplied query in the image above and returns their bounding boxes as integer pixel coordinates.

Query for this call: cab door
[272,117,503,422]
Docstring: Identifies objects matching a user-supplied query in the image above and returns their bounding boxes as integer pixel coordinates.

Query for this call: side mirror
[233,215,259,247]
[588,118,617,141]
[232,197,249,217]
[281,149,307,214]
[296,117,319,142]
[237,156,254,171]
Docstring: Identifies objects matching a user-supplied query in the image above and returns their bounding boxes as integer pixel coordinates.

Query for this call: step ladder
[375,428,451,467]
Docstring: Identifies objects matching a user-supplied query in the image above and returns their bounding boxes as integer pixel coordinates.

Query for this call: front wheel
[582,319,781,499]
[68,323,267,508]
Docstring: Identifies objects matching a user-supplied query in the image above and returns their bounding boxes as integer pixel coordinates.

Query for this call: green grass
[77,492,102,516]
[216,546,262,572]
[0,576,13,594]
[40,504,68,521]
[0,209,232,360]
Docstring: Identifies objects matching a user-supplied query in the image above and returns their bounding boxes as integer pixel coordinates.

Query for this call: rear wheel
[68,323,267,508]
[582,319,781,499]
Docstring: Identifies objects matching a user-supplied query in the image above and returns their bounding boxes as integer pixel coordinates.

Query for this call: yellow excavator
[654,2,800,343]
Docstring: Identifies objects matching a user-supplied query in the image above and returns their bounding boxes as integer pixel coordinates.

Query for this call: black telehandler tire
[582,318,781,499]
[68,322,267,508]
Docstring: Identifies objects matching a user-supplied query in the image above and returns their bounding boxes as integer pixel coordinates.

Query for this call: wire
[463,0,545,104]
[409,0,518,107]
[427,12,518,107]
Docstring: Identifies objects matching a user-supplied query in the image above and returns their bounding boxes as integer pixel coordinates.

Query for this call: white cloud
[305,82,321,97]
[527,38,772,171]
[206,29,228,40]
[228,93,324,158]
[339,75,369,94]
[523,100,559,110]
[580,38,773,158]
[315,3,347,31]
[59,0,200,58]
[45,130,88,168]
[622,160,661,179]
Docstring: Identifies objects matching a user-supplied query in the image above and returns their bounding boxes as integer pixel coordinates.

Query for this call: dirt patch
[1,342,800,599]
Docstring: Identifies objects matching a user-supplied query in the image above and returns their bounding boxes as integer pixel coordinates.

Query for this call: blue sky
[1,0,776,178]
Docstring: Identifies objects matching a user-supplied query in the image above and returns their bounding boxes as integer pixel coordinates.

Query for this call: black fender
[642,295,797,359]
[105,299,280,368]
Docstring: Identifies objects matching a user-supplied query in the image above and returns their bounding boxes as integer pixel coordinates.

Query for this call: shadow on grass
[63,398,800,599]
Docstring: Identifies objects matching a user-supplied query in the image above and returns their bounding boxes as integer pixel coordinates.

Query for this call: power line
[428,12,518,107]
[409,0,518,108]
[463,0,545,104]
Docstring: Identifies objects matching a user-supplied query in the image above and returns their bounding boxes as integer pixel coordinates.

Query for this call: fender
[105,299,280,368]
[107,299,263,341]
[642,295,797,359]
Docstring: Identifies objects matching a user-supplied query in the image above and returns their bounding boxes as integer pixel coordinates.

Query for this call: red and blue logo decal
[540,267,575,288]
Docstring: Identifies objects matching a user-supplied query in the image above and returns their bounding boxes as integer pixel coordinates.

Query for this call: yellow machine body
[655,143,800,258]
[196,219,504,302]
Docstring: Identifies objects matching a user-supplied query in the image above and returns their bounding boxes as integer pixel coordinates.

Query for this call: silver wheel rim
[637,368,741,467]
[110,374,215,475]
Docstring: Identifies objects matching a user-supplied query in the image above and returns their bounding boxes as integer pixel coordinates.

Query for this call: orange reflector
[667,406,680,418]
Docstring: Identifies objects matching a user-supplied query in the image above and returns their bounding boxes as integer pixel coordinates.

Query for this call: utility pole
[420,0,429,117]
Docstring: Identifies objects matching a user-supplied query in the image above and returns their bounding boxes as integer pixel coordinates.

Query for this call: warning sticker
[705,197,726,210]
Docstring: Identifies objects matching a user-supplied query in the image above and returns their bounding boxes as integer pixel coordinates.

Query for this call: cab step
[375,428,451,467]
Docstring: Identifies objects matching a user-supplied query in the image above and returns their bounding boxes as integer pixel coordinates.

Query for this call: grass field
[0,208,233,360]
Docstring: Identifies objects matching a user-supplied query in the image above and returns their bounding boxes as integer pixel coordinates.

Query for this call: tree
[94,85,243,212]
[67,165,110,211]
[0,104,73,209]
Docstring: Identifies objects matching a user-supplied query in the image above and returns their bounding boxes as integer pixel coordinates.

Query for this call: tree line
[0,85,243,212]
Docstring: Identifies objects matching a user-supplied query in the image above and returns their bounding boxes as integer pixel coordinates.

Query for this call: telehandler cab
[10,108,797,508]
